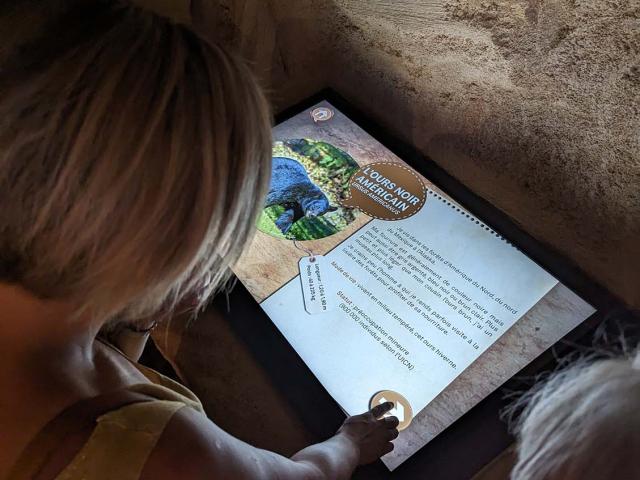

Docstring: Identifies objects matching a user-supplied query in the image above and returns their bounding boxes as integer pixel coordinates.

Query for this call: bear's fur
[265,156,337,234]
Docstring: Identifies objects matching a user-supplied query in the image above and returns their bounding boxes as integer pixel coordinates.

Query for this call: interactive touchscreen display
[232,101,595,470]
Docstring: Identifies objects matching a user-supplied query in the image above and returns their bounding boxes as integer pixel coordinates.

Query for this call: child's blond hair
[511,351,640,479]
[0,0,272,321]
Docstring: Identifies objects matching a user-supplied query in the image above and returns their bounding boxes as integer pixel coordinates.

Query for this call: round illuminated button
[370,390,413,431]
[310,107,334,122]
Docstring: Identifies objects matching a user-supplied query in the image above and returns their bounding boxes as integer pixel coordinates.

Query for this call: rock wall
[153,0,640,308]
[273,0,640,308]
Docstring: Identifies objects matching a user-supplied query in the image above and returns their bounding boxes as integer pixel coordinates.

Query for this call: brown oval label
[341,162,426,220]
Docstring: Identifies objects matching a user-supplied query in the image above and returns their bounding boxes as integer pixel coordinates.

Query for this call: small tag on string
[293,240,334,315]
[298,255,334,314]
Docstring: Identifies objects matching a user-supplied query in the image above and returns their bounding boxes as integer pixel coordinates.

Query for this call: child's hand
[337,401,400,465]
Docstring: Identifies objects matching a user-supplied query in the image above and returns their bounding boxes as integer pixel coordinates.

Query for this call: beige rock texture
[203,0,640,309]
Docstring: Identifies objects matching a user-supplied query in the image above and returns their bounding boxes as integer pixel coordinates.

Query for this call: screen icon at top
[311,106,334,122]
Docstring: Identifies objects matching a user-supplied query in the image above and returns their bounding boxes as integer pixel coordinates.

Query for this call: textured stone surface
[209,0,639,308]
[320,0,640,308]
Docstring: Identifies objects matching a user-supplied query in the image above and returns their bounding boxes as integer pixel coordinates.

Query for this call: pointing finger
[382,415,400,428]
[387,428,399,441]
[370,401,394,419]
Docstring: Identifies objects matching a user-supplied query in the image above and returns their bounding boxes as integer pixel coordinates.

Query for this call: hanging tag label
[299,255,335,315]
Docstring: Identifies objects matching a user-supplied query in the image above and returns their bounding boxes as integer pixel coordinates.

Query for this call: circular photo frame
[257,139,359,241]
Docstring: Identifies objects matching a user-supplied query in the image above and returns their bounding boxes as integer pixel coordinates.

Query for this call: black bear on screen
[265,156,337,234]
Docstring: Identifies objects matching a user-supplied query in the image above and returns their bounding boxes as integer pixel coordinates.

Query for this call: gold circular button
[370,390,413,431]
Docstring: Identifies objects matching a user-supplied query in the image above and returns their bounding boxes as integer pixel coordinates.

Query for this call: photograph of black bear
[257,139,360,240]
[265,156,338,234]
